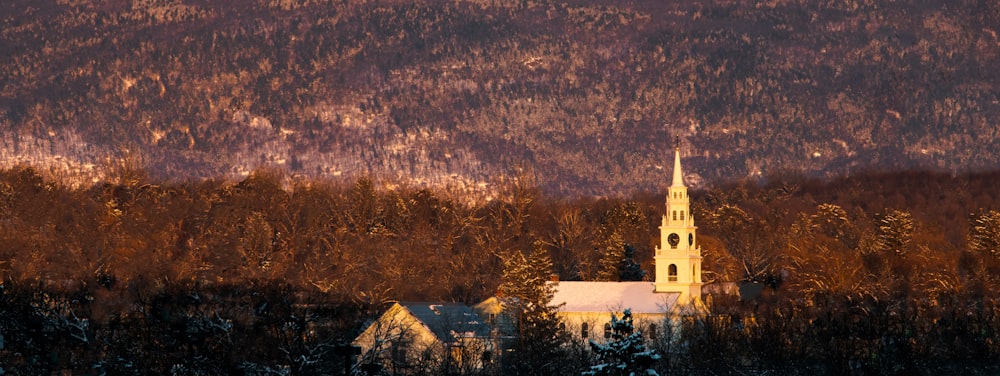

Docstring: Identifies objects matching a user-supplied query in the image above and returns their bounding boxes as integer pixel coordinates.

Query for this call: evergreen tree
[583,309,660,376]
[970,210,1000,259]
[595,202,649,282]
[619,244,646,282]
[596,232,626,281]
[877,209,914,257]
[499,242,567,375]
[596,236,646,282]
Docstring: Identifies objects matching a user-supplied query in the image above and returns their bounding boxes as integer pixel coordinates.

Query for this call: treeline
[2,0,999,195]
[2,167,1000,373]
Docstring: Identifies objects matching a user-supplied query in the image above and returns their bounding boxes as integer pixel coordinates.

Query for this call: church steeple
[671,137,684,188]
[655,139,702,304]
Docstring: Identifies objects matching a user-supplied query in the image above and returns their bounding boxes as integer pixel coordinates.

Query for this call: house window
[604,323,612,339]
[668,264,678,282]
[392,340,410,365]
[581,323,589,338]
[449,346,463,367]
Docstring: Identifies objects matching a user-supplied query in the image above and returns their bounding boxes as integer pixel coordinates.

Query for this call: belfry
[654,139,703,303]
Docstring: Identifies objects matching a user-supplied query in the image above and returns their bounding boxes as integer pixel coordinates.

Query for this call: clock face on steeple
[668,233,680,248]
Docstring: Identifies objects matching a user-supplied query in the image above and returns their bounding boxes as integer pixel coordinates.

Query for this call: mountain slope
[2,0,998,195]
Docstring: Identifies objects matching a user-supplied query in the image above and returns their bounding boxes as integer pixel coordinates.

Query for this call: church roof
[397,302,492,341]
[550,282,679,314]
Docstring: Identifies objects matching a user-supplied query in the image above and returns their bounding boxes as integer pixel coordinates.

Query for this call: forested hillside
[2,167,1000,373]
[2,0,998,195]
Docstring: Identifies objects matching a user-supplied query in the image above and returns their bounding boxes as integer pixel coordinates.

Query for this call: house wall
[353,305,441,373]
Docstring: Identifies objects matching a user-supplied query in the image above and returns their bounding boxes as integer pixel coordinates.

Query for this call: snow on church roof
[550,282,679,314]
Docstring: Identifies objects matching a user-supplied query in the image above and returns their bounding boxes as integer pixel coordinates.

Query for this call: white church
[473,142,706,340]
[355,144,708,369]
[540,142,705,339]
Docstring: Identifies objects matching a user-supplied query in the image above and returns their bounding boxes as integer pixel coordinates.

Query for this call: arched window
[604,323,612,339]
[680,211,685,220]
[668,264,678,282]
[581,323,589,338]
[672,211,677,220]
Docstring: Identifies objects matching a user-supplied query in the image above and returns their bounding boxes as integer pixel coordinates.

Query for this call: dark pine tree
[583,309,660,376]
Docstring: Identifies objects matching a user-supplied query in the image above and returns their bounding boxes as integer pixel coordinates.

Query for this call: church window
[604,323,612,339]
[581,323,589,338]
[668,264,678,282]
[672,211,677,220]
[680,211,685,220]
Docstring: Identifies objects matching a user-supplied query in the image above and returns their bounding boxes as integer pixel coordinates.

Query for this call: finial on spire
[671,138,684,188]
[674,135,680,150]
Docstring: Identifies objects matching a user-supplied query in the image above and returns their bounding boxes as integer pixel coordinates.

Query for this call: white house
[353,302,495,374]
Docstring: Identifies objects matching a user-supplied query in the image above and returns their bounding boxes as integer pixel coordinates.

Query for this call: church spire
[656,135,702,303]
[671,136,684,188]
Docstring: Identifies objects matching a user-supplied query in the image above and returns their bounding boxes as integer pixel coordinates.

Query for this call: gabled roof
[398,302,492,342]
[550,282,679,314]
